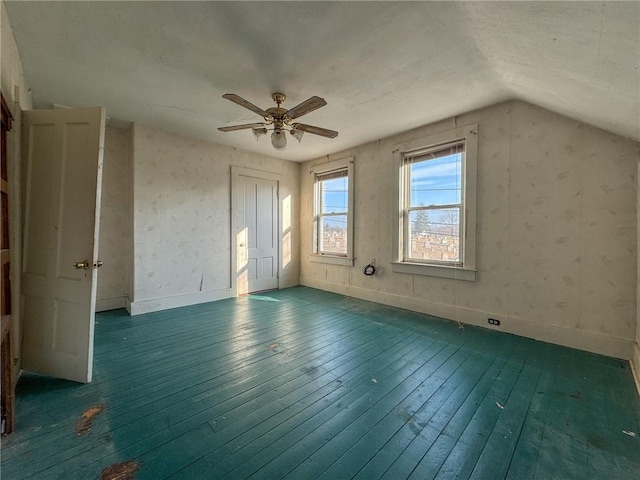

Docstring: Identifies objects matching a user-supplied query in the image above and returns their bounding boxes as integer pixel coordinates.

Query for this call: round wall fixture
[363,262,377,276]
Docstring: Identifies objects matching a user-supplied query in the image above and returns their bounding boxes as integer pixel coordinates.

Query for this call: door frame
[230,166,281,297]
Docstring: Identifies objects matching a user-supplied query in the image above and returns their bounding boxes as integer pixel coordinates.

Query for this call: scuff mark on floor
[100,460,139,480]
[75,404,106,436]
[569,391,582,400]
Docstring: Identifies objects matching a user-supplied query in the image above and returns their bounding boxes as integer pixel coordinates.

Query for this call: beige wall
[96,125,132,311]
[301,100,637,359]
[1,2,31,109]
[128,123,300,314]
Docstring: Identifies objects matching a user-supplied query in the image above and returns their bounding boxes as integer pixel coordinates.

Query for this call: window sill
[391,262,476,281]
[309,254,355,266]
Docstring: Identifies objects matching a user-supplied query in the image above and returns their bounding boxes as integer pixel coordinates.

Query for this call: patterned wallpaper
[131,124,300,305]
[300,100,638,355]
[97,126,131,306]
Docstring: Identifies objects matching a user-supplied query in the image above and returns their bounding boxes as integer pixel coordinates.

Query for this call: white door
[21,107,105,384]
[233,171,279,294]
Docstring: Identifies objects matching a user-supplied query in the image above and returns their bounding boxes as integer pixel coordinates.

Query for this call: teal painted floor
[1,286,639,479]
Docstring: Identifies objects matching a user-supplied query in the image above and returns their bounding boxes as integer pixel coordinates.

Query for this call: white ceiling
[4,1,639,162]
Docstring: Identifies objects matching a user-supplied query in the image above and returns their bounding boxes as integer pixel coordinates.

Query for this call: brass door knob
[73,261,90,270]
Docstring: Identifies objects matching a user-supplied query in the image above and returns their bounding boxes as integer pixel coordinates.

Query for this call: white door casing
[21,107,105,383]
[231,167,279,295]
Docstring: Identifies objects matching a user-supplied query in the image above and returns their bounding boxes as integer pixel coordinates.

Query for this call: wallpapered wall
[127,123,300,314]
[300,100,638,359]
[96,126,131,311]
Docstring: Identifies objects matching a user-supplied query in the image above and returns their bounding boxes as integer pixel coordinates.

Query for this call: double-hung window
[404,141,464,264]
[392,125,477,281]
[310,157,354,266]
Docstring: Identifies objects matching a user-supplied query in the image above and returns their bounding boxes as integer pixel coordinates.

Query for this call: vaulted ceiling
[4,1,639,162]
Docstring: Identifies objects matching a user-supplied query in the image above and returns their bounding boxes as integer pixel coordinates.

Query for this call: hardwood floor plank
[232,339,475,479]
[591,353,640,479]
[1,287,638,480]
[168,332,435,479]
[11,315,393,478]
[502,342,560,480]
[210,340,462,479]
[529,345,592,480]
[306,329,513,480]
[140,333,429,478]
[462,343,544,479]
[9,303,366,428]
[382,336,532,480]
[3,308,371,461]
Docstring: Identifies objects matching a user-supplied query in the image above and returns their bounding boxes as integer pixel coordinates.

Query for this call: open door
[21,107,105,384]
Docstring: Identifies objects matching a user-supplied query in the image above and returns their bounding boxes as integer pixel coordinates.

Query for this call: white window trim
[310,157,355,266]
[392,124,478,281]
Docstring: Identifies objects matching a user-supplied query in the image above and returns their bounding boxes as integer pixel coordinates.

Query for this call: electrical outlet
[488,318,501,326]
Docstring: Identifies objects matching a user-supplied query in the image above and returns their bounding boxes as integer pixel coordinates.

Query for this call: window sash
[314,165,351,257]
[318,212,348,255]
[401,140,466,266]
[403,205,463,265]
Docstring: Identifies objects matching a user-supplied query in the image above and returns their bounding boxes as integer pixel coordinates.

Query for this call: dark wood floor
[2,287,639,479]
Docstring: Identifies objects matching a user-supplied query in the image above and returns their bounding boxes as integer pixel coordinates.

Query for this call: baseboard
[299,276,635,360]
[96,296,127,312]
[128,288,233,315]
[631,343,640,397]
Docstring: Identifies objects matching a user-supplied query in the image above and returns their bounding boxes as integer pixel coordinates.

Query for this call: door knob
[73,261,90,270]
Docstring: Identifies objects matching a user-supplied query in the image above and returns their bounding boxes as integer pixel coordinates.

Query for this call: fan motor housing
[265,107,288,118]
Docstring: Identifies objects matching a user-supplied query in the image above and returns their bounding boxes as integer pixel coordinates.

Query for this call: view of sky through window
[410,153,462,207]
[321,176,348,227]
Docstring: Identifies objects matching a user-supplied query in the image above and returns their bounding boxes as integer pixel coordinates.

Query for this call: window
[311,157,354,266]
[392,125,477,281]
[404,141,464,264]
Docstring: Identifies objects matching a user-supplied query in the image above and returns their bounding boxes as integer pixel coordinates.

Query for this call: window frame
[310,157,355,266]
[392,124,478,281]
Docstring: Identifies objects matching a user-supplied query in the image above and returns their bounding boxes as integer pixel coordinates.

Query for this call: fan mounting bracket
[271,92,286,106]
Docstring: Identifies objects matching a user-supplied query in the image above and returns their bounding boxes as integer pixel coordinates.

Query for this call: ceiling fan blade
[222,94,269,118]
[218,122,266,132]
[285,96,327,120]
[293,123,339,139]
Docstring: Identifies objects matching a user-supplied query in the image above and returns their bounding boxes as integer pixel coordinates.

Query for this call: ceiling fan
[218,92,338,151]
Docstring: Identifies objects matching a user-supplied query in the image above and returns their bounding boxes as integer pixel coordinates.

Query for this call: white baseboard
[299,276,635,361]
[126,279,299,316]
[631,343,640,397]
[128,288,233,315]
[96,296,127,312]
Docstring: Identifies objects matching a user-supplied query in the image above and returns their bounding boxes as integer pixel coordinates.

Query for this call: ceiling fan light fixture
[220,92,338,151]
[252,127,267,141]
[271,128,287,150]
[290,128,304,143]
